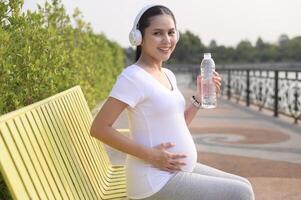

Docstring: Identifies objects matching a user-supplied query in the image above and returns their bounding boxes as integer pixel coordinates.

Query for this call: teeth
[159,48,169,51]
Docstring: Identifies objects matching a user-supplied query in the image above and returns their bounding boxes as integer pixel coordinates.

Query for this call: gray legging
[129,163,255,200]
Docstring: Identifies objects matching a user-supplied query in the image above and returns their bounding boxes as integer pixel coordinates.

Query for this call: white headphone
[129,4,180,46]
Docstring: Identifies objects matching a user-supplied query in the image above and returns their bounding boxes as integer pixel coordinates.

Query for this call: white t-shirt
[109,64,197,199]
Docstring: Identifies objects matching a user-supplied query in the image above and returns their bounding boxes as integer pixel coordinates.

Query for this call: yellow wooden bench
[0,86,127,200]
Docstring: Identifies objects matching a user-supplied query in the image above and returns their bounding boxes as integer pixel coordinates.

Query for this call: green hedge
[0,0,124,115]
[0,0,124,199]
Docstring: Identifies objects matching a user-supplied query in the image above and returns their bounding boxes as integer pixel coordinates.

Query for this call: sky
[23,0,301,48]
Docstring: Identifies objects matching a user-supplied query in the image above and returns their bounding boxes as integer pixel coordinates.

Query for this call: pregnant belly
[160,134,197,172]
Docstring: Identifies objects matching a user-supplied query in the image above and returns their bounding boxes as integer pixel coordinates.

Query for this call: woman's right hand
[146,142,187,173]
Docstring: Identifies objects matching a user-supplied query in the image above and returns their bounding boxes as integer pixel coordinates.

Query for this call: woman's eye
[153,32,161,36]
[169,31,176,35]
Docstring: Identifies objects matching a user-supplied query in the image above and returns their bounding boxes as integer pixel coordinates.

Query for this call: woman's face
[141,14,177,62]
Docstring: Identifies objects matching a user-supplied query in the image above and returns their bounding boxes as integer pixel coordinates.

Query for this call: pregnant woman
[90,4,254,200]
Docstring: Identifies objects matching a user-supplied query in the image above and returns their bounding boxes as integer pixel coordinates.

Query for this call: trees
[169,30,205,64]
[285,36,301,61]
[163,31,301,64]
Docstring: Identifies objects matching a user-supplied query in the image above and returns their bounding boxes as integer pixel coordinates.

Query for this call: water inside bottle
[202,77,217,109]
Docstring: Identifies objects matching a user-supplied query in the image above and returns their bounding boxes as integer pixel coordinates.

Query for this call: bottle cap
[204,53,211,58]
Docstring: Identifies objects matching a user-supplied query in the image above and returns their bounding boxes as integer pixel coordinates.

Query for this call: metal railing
[218,64,301,123]
[169,62,301,123]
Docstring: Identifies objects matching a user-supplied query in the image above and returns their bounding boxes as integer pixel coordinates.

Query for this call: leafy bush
[0,0,124,114]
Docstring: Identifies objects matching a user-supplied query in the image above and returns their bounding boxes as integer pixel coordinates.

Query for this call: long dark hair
[135,5,177,61]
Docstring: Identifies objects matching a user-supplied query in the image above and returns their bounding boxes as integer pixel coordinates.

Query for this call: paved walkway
[93,80,301,200]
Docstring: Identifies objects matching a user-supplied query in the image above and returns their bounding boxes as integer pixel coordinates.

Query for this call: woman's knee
[242,178,255,199]
[234,181,255,200]
[240,177,253,187]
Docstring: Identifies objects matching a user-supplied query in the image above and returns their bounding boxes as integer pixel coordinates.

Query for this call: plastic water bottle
[200,53,217,108]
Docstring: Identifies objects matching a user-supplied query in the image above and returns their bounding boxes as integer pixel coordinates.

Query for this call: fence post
[274,70,279,117]
[246,69,250,106]
[227,69,231,99]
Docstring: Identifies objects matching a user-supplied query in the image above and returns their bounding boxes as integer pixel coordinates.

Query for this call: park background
[1,0,301,199]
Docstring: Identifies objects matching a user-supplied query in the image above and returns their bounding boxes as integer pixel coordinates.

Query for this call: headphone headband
[129,4,179,46]
[131,4,161,32]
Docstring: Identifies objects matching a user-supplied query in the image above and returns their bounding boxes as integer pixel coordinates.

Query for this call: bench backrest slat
[61,96,110,190]
[0,122,39,200]
[35,106,77,199]
[73,90,112,167]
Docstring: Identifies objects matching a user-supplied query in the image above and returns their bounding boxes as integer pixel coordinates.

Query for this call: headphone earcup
[129,29,142,46]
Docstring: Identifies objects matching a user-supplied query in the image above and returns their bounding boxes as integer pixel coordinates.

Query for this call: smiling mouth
[158,47,171,53]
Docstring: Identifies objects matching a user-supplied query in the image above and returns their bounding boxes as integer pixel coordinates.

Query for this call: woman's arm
[184,75,202,125]
[184,72,221,126]
[90,97,186,172]
[90,97,150,160]
[184,96,201,126]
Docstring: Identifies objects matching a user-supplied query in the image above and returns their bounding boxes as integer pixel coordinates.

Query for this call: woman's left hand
[213,71,222,95]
